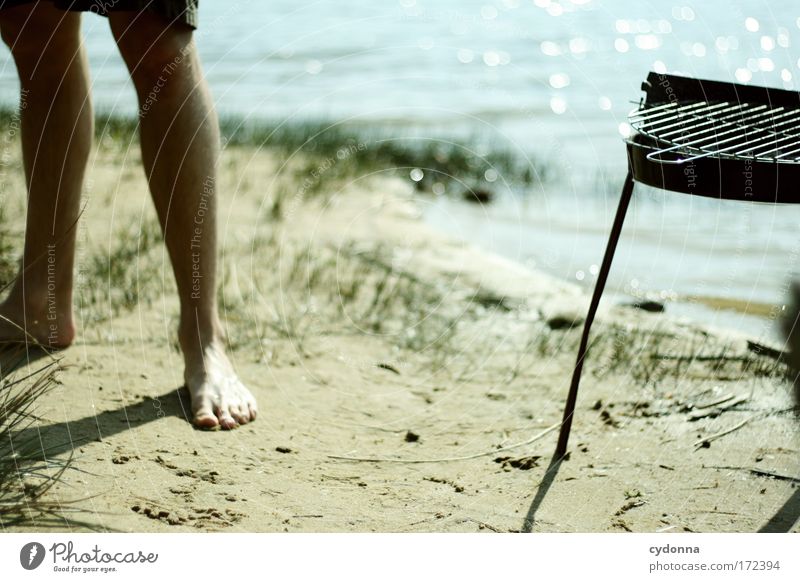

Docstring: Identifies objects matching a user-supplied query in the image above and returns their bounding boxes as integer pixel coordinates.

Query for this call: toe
[216,406,239,430]
[231,405,249,425]
[220,416,239,430]
[193,409,220,430]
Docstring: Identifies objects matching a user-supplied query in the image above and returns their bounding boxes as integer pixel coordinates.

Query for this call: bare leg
[0,3,91,349]
[109,12,256,429]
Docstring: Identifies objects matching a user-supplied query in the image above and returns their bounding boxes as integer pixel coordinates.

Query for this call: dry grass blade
[0,343,78,528]
[328,422,560,463]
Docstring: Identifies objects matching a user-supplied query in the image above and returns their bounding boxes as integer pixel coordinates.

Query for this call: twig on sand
[693,417,752,449]
[327,422,560,463]
[694,393,735,409]
[688,395,748,420]
[704,465,800,483]
[748,468,800,483]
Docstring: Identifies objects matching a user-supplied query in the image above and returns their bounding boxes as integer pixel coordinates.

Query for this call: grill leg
[555,171,635,457]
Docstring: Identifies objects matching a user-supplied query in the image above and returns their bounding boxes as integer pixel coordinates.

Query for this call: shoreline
[421,186,794,343]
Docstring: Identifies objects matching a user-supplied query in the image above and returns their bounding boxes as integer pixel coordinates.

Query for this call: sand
[3,142,799,533]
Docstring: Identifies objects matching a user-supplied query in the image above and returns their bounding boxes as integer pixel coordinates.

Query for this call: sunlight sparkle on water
[482,50,510,66]
[549,72,570,89]
[735,68,752,83]
[540,41,562,56]
[635,35,661,51]
[745,17,759,32]
[546,3,564,17]
[457,49,474,63]
[483,51,500,66]
[481,5,498,20]
[672,6,695,22]
[569,37,589,54]
[550,96,567,115]
[680,41,706,57]
[614,38,629,53]
[615,19,631,34]
[777,28,790,48]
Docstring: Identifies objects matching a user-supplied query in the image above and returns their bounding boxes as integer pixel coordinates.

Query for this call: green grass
[77,219,165,324]
[216,116,553,194]
[1,106,553,201]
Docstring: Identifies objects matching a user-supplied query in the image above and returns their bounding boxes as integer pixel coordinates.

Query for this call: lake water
[1,0,799,338]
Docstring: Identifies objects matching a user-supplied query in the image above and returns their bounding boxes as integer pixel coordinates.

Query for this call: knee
[0,6,81,80]
[113,17,195,95]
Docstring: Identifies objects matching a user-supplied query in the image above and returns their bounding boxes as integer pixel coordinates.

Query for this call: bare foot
[0,296,75,349]
[183,340,258,430]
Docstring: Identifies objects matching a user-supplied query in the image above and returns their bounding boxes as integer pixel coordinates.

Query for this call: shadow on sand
[521,453,566,533]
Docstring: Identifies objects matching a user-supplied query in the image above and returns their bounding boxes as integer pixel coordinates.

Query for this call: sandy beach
[2,132,799,534]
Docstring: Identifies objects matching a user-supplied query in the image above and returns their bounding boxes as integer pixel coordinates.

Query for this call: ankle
[0,291,76,348]
[178,314,224,353]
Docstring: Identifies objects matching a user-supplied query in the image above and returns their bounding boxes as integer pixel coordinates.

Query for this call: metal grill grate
[629,100,800,164]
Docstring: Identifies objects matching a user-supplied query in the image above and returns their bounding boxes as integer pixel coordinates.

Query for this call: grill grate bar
[690,108,800,159]
[627,100,710,118]
[773,144,800,160]
[629,101,724,126]
[637,102,738,135]
[675,112,800,161]
[741,119,800,158]
[652,103,767,139]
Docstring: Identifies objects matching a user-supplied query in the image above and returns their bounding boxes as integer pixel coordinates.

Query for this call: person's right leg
[0,1,92,349]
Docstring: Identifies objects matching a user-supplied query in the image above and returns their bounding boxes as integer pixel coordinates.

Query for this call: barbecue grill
[555,71,800,456]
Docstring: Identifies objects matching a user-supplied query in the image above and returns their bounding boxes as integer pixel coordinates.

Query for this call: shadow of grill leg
[555,171,635,457]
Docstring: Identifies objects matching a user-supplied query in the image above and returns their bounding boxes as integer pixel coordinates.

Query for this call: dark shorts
[0,0,198,29]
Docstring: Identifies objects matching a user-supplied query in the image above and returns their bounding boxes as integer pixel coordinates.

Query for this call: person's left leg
[108,10,256,429]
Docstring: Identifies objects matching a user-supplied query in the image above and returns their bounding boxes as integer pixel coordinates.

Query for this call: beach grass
[0,207,19,291]
[2,106,551,199]
[0,348,76,528]
[77,219,164,324]
[218,236,464,369]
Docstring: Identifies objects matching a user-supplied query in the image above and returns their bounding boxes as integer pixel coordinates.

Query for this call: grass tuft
[0,347,76,528]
